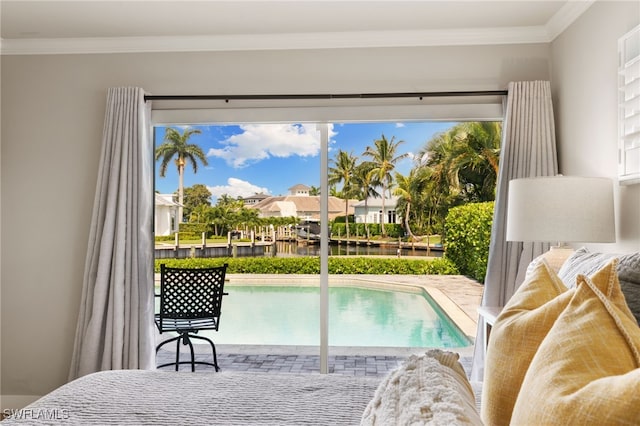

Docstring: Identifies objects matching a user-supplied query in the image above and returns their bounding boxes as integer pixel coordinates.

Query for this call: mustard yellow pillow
[511,260,640,425]
[481,260,573,426]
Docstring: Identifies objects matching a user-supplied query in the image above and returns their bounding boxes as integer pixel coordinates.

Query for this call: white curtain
[470,81,558,381]
[69,87,155,380]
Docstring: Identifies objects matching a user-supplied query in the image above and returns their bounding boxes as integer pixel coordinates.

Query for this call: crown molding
[545,0,595,40]
[0,1,595,56]
[1,26,553,56]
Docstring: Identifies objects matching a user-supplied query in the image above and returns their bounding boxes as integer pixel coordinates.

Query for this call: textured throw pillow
[511,260,640,425]
[618,252,640,324]
[557,247,617,288]
[361,349,482,426]
[481,260,573,426]
[557,247,640,323]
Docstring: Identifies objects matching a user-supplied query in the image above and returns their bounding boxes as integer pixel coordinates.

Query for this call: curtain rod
[144,90,507,102]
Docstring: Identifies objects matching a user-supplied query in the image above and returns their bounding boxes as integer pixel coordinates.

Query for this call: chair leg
[156,335,183,370]
[156,335,181,354]
[182,334,196,372]
[156,333,220,372]
[174,335,181,371]
[189,334,220,372]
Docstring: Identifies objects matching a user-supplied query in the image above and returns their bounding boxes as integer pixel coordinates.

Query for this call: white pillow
[361,350,482,426]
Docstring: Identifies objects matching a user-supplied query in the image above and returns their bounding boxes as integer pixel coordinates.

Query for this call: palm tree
[449,122,501,202]
[393,169,421,241]
[155,127,208,223]
[414,122,501,234]
[362,134,408,237]
[353,161,380,242]
[328,149,357,240]
[416,129,459,196]
[189,204,213,224]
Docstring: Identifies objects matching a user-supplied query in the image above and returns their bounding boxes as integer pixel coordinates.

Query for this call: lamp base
[540,246,574,273]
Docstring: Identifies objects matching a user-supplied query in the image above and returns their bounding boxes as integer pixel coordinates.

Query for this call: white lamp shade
[506,176,616,243]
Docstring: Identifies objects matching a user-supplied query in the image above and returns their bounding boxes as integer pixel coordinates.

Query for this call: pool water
[200,285,470,348]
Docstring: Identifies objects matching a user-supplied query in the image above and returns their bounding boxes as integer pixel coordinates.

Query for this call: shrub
[330,222,404,239]
[176,232,202,241]
[383,224,404,238]
[154,256,458,275]
[332,215,354,224]
[179,223,210,236]
[444,201,494,283]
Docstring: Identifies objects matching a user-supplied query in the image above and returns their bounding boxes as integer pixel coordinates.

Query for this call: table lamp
[506,176,616,270]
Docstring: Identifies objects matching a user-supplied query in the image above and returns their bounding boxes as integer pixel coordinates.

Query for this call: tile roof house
[249,195,357,220]
[247,184,357,220]
[242,192,270,205]
[288,184,312,196]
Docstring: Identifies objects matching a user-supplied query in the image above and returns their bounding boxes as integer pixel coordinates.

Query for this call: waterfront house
[353,196,401,225]
[249,194,356,220]
[242,192,270,206]
[154,194,181,236]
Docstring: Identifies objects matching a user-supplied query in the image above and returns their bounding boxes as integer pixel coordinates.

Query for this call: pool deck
[156,274,484,377]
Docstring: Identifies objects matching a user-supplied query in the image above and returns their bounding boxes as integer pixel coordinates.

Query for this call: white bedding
[4,370,380,425]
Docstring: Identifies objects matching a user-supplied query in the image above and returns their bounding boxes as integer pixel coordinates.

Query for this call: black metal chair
[155,264,228,372]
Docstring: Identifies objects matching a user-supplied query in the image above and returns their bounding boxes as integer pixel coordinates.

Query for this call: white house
[353,196,401,225]
[154,193,180,236]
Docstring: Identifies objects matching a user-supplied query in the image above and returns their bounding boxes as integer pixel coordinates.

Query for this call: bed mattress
[4,370,381,425]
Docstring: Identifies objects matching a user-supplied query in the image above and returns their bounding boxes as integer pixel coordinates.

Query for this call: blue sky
[154,121,458,201]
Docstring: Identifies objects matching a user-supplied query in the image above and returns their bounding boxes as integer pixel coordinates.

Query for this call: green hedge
[331,223,404,238]
[179,223,211,235]
[444,201,494,283]
[155,256,458,275]
[332,215,355,224]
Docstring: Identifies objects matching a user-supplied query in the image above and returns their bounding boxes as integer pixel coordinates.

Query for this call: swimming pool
[200,281,471,348]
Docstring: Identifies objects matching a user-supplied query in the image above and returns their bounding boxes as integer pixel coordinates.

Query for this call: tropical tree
[189,204,214,224]
[353,161,380,242]
[415,130,461,230]
[182,183,212,220]
[362,134,408,237]
[214,194,244,231]
[449,122,501,202]
[329,186,343,198]
[328,149,358,240]
[413,121,501,234]
[155,127,208,223]
[393,169,422,241]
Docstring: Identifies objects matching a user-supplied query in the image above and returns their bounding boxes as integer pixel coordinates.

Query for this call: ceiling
[0,1,595,55]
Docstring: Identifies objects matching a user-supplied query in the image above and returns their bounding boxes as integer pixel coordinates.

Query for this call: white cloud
[207,123,335,168]
[395,123,405,128]
[207,178,270,200]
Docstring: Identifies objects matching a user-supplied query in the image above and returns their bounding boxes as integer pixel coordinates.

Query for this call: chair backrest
[159,264,228,322]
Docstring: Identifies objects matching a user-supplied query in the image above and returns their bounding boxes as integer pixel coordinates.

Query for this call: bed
[3,350,483,425]
[2,370,380,425]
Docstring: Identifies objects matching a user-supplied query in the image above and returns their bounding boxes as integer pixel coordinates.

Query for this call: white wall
[1,44,551,399]
[551,0,640,253]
